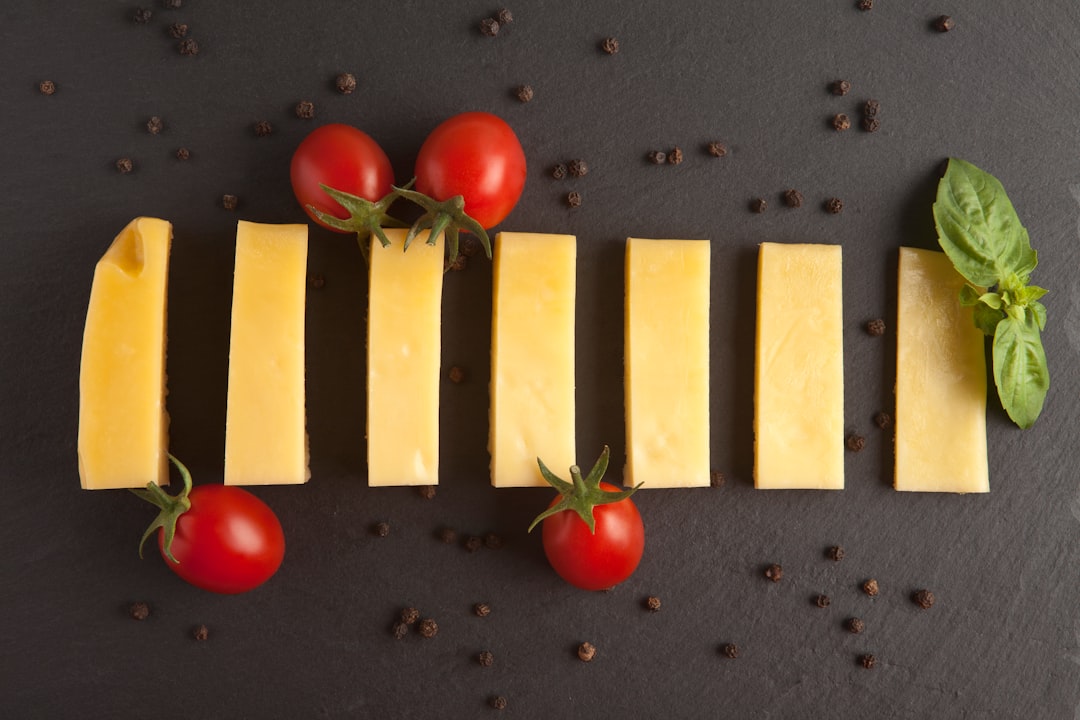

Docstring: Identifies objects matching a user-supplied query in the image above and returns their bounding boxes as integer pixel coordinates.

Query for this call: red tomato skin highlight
[290,123,395,231]
[414,112,527,229]
[540,482,644,591]
[157,485,285,595]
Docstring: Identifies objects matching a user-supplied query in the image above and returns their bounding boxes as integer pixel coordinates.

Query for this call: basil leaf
[979,292,1002,310]
[959,284,981,306]
[933,159,1037,287]
[992,308,1049,429]
[1016,285,1049,305]
[1030,300,1047,331]
[972,301,1004,336]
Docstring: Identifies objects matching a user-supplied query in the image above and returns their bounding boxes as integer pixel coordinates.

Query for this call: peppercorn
[133,8,153,24]
[162,0,183,8]
[392,621,408,639]
[864,99,881,118]
[566,191,582,208]
[857,0,873,10]
[865,318,886,336]
[846,617,866,634]
[418,618,438,638]
[750,198,768,214]
[706,141,727,158]
[827,545,845,561]
[783,189,804,208]
[480,17,500,37]
[710,470,725,488]
[831,79,852,96]
[874,411,892,429]
[860,653,877,669]
[551,163,568,179]
[307,273,325,289]
[438,527,457,544]
[474,602,492,617]
[175,147,190,160]
[667,147,684,165]
[600,37,620,54]
[38,80,56,95]
[825,197,844,214]
[116,157,134,174]
[913,589,935,609]
[128,601,150,620]
[567,159,588,177]
[935,15,955,32]
[832,113,851,131]
[446,253,467,272]
[815,594,831,608]
[721,643,739,659]
[862,579,880,597]
[193,625,209,641]
[295,101,315,119]
[253,120,273,137]
[640,595,661,612]
[372,521,390,537]
[478,650,494,667]
[144,116,163,134]
[577,642,596,662]
[416,485,436,500]
[335,72,357,94]
[484,533,504,549]
[489,696,507,710]
[515,84,534,103]
[177,38,199,56]
[464,535,483,552]
[168,22,188,38]
[647,150,666,165]
[460,235,482,257]
[846,434,865,452]
[400,607,420,625]
[497,9,513,24]
[447,366,466,383]
[765,563,783,582]
[862,116,881,133]
[222,194,238,210]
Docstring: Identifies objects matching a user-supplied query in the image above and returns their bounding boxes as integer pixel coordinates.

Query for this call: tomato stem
[308,181,412,262]
[528,446,642,535]
[129,454,193,564]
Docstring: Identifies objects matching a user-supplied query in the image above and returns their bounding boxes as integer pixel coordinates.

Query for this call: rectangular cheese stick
[895,247,988,492]
[367,228,444,486]
[78,217,172,489]
[754,242,844,489]
[224,221,310,485]
[490,232,577,487]
[624,237,711,488]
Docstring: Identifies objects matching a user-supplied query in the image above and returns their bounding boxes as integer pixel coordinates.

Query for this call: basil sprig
[933,158,1049,428]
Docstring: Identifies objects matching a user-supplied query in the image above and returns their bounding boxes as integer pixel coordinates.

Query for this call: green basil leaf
[1016,285,1049,305]
[959,284,981,306]
[973,301,1004,336]
[992,309,1049,428]
[933,158,1037,287]
[979,292,1002,310]
[1030,300,1047,331]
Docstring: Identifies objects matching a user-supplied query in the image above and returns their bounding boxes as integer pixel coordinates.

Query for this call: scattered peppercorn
[417,485,436,500]
[418,618,438,638]
[38,80,56,95]
[372,521,390,537]
[647,150,666,165]
[865,318,886,336]
[645,596,662,612]
[567,159,588,177]
[146,116,164,134]
[464,535,483,552]
[392,621,408,639]
[193,624,209,641]
[335,72,357,94]
[710,470,725,488]
[175,147,190,160]
[783,189,804,208]
[600,37,620,54]
[913,589,936,609]
[577,642,597,662]
[765,563,783,582]
[489,696,507,710]
[551,164,568,180]
[832,113,852,131]
[480,17,500,37]
[447,366,466,384]
[177,37,199,55]
[484,533,504,549]
[168,22,188,39]
[253,120,273,137]
[864,99,880,118]
[846,617,866,634]
[133,8,153,24]
[438,527,458,544]
[162,0,182,8]
[721,643,740,659]
[295,101,315,119]
[474,602,492,618]
[825,197,844,214]
[222,194,238,210]
[116,157,134,174]
[827,545,845,561]
[831,79,852,96]
[857,0,873,10]
[460,235,482,257]
[750,197,768,214]
[862,116,881,133]
[860,653,877,669]
[667,147,684,165]
[935,15,955,32]
[478,650,494,667]
[707,141,728,158]
[862,579,880,597]
[815,594,831,608]
[846,434,865,452]
[515,84,534,102]
[497,8,513,24]
[446,253,467,272]
[128,601,150,620]
[308,273,325,289]
[566,191,582,208]
[874,411,892,429]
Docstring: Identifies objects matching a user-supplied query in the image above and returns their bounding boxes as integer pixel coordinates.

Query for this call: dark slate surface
[2,2,1079,718]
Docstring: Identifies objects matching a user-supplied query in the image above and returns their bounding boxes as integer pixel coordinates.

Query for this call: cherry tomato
[290,123,394,230]
[414,112,526,229]
[540,482,645,591]
[156,485,285,594]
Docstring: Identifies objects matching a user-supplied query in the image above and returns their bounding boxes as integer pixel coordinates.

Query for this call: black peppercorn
[416,485,436,499]
[913,589,935,609]
[372,521,390,537]
[480,17,500,37]
[116,158,134,174]
[721,643,740,659]
[38,80,56,95]
[846,617,866,634]
[474,602,492,617]
[862,116,881,133]
[667,147,684,165]
[846,434,865,452]
[490,696,507,710]
[336,72,357,94]
[175,147,190,161]
[815,594,831,608]
[128,601,150,620]
[860,653,877,669]
[865,318,886,336]
[750,198,768,214]
[857,0,873,10]
[864,99,881,118]
[825,197,844,214]
[162,0,183,8]
[647,150,666,165]
[222,194,238,210]
[935,15,955,32]
[438,527,457,544]
[645,596,662,612]
[831,79,852,96]
[133,8,153,24]
[765,563,783,582]
[418,618,438,638]
[295,101,315,119]
[193,625,209,641]
[168,22,188,39]
[710,470,725,488]
[464,535,483,552]
[862,579,880,597]
[497,8,513,24]
[874,411,892,429]
[567,159,588,177]
[707,141,727,158]
[400,607,420,625]
[515,84,534,102]
[392,621,408,639]
[827,545,845,561]
[484,533,503,549]
[832,113,851,131]
[577,642,596,662]
[600,37,619,54]
[146,116,164,134]
[551,163,568,179]
[253,120,273,137]
[566,191,582,208]
[448,366,466,383]
[783,189,804,208]
[177,37,199,56]
[308,273,325,289]
[478,650,494,667]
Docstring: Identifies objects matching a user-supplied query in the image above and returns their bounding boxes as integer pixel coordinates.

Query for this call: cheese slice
[78,217,172,489]
[624,237,711,488]
[895,247,988,492]
[490,232,577,487]
[224,221,310,485]
[754,242,844,490]
[367,229,444,486]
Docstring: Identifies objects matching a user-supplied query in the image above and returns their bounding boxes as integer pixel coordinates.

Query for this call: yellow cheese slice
[78,217,172,489]
[754,242,844,490]
[367,228,444,486]
[895,247,988,492]
[624,237,711,488]
[224,221,310,485]
[490,232,577,487]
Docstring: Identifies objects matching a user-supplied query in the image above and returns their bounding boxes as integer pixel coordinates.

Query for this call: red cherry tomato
[414,112,527,229]
[156,485,285,594]
[540,482,645,591]
[290,123,394,230]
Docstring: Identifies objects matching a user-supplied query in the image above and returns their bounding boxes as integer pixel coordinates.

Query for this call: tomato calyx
[394,184,493,266]
[129,454,193,564]
[306,182,411,263]
[528,446,643,534]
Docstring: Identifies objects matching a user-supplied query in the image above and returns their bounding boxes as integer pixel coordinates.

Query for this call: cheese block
[624,237,711,488]
[754,242,844,490]
[224,221,310,485]
[490,232,577,487]
[367,228,444,486]
[895,247,988,492]
[78,217,172,489]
